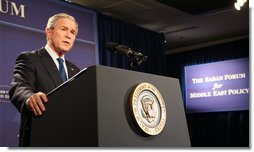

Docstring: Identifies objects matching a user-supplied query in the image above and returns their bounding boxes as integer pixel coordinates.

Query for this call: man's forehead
[55,19,77,28]
[56,18,75,24]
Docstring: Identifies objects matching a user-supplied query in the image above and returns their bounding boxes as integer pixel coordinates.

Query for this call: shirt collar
[45,44,65,61]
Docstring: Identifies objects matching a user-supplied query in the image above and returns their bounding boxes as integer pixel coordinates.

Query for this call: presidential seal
[130,82,166,136]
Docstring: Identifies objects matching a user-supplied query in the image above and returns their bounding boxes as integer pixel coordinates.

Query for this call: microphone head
[137,52,143,57]
[106,42,118,53]
[142,55,148,61]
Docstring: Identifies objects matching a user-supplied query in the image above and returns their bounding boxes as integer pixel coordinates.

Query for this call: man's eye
[71,31,76,35]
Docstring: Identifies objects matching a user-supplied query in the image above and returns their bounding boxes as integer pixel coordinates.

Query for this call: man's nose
[65,31,71,39]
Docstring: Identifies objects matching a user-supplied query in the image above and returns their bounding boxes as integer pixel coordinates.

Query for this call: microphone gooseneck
[106,42,147,69]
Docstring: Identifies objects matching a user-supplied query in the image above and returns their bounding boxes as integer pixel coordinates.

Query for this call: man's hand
[27,92,48,116]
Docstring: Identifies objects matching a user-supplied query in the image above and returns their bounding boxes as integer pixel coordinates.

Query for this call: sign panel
[185,58,249,113]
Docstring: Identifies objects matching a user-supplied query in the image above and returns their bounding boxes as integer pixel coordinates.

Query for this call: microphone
[106,42,147,60]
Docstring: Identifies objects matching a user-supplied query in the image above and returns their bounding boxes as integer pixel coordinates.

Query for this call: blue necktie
[57,58,67,82]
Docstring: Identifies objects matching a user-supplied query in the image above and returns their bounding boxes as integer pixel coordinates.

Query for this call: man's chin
[60,47,71,53]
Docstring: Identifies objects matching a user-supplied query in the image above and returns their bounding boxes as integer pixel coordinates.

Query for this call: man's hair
[46,13,78,35]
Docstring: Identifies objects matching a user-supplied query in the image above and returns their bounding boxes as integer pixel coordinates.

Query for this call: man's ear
[45,28,52,39]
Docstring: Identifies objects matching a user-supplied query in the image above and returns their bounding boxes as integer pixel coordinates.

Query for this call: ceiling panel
[155,0,234,15]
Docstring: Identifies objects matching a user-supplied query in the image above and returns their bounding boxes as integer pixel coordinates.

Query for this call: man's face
[46,18,78,56]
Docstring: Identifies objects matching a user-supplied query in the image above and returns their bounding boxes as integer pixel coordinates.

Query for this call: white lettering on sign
[0,0,25,18]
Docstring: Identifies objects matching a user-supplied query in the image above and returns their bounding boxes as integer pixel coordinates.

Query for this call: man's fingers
[28,97,38,116]
[28,92,48,116]
[34,94,46,112]
[28,96,42,115]
[33,103,42,115]
[38,92,48,103]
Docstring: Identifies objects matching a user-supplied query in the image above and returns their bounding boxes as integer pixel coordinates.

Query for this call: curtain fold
[97,13,166,75]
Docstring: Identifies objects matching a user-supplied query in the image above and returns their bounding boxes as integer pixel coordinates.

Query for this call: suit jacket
[9,48,80,146]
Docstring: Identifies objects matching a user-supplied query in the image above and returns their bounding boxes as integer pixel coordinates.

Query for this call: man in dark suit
[9,13,80,146]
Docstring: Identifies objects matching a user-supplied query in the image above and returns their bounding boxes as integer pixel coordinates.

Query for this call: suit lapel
[38,48,63,87]
[66,61,77,78]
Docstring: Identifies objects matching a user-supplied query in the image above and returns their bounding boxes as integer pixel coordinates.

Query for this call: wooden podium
[29,65,190,147]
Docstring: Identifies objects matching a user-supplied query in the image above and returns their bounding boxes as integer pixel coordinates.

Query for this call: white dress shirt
[45,44,69,79]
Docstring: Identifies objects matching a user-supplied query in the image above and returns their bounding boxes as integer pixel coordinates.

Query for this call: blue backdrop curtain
[166,38,249,146]
[97,13,166,75]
